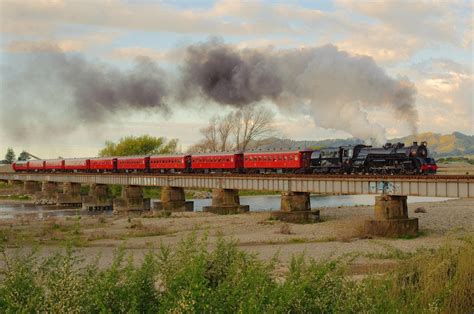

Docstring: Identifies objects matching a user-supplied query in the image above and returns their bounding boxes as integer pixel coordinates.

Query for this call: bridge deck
[2,173,473,198]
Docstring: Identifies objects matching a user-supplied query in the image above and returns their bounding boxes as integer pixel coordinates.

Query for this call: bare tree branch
[189,106,275,152]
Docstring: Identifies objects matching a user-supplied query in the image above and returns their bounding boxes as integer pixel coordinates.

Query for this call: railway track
[2,172,473,180]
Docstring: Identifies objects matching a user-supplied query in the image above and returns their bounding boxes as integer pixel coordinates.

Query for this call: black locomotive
[311,141,437,174]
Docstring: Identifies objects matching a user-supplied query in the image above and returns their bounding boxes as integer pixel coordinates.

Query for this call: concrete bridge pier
[82,184,113,211]
[23,181,41,195]
[57,182,82,206]
[364,195,418,237]
[34,181,59,205]
[203,189,249,214]
[8,180,22,187]
[113,185,150,213]
[271,192,320,223]
[154,187,193,212]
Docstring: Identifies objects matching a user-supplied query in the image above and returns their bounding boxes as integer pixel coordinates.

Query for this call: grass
[0,235,472,313]
[0,195,31,201]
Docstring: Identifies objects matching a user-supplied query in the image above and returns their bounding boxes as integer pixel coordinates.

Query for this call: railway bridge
[1,172,473,237]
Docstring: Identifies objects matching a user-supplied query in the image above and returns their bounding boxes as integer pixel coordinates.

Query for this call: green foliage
[17,151,30,161]
[143,187,161,198]
[0,236,472,312]
[108,185,122,197]
[4,148,15,164]
[98,135,178,157]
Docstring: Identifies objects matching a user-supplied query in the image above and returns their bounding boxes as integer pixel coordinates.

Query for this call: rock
[414,207,427,213]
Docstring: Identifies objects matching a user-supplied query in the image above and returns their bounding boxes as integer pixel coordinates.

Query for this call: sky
[0,0,472,158]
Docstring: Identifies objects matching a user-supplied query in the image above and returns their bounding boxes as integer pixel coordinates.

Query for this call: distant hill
[392,132,474,157]
[254,132,473,157]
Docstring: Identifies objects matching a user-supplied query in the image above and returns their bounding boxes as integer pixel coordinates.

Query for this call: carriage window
[289,156,294,160]
[284,156,287,160]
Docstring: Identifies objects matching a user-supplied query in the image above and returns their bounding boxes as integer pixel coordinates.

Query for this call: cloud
[2,0,469,65]
[411,58,473,134]
[108,47,185,63]
[336,25,422,64]
[1,0,293,37]
[0,0,357,39]
[3,32,120,53]
[336,0,466,45]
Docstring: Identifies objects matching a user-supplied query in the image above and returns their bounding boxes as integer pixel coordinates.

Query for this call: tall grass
[0,235,472,313]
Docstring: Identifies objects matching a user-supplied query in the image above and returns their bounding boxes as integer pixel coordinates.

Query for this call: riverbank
[1,198,472,265]
[1,195,472,312]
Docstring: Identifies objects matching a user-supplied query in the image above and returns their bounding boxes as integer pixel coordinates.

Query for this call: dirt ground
[1,197,472,275]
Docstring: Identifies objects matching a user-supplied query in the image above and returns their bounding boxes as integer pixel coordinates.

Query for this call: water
[190,194,454,212]
[0,195,453,219]
[0,203,112,220]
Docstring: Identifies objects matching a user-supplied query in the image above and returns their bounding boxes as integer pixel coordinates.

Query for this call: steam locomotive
[311,141,437,174]
[12,142,437,175]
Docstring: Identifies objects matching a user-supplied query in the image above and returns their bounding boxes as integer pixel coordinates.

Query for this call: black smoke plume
[0,39,418,143]
[0,44,168,139]
[178,39,418,142]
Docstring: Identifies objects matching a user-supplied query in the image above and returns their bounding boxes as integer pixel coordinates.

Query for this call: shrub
[0,235,472,312]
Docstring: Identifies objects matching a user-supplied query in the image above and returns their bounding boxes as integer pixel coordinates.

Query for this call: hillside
[255,132,473,157]
[392,132,474,157]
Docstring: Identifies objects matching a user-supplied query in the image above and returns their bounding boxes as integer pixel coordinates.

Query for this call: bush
[0,236,472,312]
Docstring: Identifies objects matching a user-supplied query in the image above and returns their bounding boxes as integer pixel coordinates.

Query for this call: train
[12,141,437,175]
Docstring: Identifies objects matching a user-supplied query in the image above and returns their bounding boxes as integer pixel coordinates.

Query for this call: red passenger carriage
[90,158,116,172]
[64,158,90,172]
[191,153,243,172]
[149,155,190,172]
[244,150,312,172]
[44,159,65,171]
[28,160,46,172]
[117,156,149,172]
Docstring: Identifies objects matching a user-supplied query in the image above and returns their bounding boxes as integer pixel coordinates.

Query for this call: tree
[188,106,275,152]
[4,148,15,163]
[18,151,30,161]
[233,106,275,151]
[98,135,178,157]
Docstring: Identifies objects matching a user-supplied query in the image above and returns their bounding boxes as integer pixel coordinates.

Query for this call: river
[0,194,454,220]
